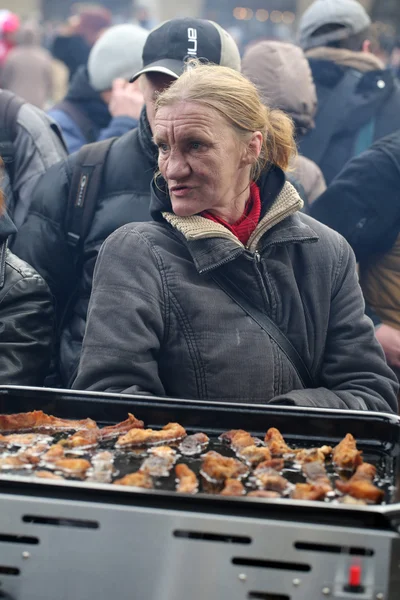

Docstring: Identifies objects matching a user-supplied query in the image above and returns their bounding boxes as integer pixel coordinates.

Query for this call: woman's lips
[170,186,193,198]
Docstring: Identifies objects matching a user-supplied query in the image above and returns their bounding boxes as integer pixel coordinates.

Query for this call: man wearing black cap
[12,18,241,388]
[298,0,400,185]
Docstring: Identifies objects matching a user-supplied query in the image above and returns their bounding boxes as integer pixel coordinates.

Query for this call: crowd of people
[0,0,399,415]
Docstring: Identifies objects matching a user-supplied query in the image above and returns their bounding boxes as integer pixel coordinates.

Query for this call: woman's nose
[165,150,191,180]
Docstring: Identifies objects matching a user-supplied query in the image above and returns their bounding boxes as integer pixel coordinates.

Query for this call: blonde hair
[155,61,297,180]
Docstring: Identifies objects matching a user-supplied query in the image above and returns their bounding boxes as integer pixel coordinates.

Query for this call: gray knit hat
[88,23,148,91]
[299,0,371,51]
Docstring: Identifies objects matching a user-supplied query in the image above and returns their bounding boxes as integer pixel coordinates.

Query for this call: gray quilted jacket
[3,102,67,230]
[73,167,398,413]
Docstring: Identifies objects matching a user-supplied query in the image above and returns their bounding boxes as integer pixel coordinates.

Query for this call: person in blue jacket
[48,24,148,154]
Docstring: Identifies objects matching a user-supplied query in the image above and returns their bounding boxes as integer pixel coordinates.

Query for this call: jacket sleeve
[309,132,400,262]
[97,116,138,142]
[269,238,398,413]
[47,108,86,154]
[10,104,68,229]
[0,265,54,386]
[72,226,166,395]
[12,159,77,322]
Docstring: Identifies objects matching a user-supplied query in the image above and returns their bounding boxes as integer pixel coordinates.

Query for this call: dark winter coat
[310,129,400,330]
[48,67,139,154]
[12,109,157,386]
[0,212,54,385]
[300,57,400,184]
[73,168,398,413]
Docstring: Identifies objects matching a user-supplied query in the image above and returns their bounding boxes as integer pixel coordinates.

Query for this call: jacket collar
[0,210,17,240]
[162,181,318,273]
[138,107,158,166]
[306,47,384,73]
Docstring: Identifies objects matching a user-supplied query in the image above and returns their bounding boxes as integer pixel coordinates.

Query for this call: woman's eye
[190,142,202,150]
[158,143,169,154]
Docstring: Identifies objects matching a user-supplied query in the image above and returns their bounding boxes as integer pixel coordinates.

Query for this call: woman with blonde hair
[73,62,397,413]
[0,170,54,384]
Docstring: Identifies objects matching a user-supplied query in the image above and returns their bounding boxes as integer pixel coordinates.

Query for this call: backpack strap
[0,90,25,183]
[53,100,97,144]
[65,137,117,249]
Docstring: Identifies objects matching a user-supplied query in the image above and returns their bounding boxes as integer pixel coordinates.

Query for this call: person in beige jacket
[242,40,326,205]
[2,24,53,109]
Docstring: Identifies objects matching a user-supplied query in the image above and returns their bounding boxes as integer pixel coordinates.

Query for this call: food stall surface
[0,385,399,600]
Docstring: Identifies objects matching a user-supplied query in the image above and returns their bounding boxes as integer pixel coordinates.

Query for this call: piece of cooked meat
[291,483,328,501]
[54,459,91,477]
[116,422,187,447]
[35,470,64,480]
[0,433,53,447]
[247,490,281,499]
[175,464,199,494]
[42,444,65,463]
[61,428,100,450]
[0,410,97,433]
[99,414,144,441]
[337,479,384,503]
[255,469,289,493]
[254,458,285,475]
[238,445,271,467]
[140,446,177,477]
[336,462,383,503]
[221,479,246,496]
[0,455,33,469]
[264,428,293,456]
[18,442,51,465]
[179,433,209,456]
[333,434,363,471]
[351,463,377,481]
[295,446,333,464]
[302,461,332,494]
[220,430,256,452]
[114,472,153,488]
[201,451,249,483]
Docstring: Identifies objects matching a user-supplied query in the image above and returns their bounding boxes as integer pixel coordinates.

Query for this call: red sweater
[201,182,261,245]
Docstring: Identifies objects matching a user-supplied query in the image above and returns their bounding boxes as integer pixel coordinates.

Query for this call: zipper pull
[254,250,261,263]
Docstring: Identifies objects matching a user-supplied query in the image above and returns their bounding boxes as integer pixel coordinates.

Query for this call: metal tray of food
[0,385,399,531]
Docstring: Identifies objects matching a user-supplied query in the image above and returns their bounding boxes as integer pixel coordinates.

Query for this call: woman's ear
[241,131,263,167]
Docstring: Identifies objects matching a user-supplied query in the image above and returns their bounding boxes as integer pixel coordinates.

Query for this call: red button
[349,565,362,587]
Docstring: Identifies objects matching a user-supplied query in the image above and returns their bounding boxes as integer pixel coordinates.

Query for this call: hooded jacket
[72,168,398,414]
[241,41,326,204]
[48,66,139,154]
[12,108,157,386]
[299,47,400,184]
[0,211,54,385]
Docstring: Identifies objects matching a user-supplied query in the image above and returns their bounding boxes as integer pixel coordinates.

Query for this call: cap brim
[130,59,183,82]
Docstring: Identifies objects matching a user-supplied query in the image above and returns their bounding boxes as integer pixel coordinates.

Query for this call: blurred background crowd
[0,0,399,110]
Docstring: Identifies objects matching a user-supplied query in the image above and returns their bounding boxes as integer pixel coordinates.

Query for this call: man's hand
[108,78,144,120]
[375,324,400,369]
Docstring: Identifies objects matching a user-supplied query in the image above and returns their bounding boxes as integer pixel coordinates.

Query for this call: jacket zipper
[252,250,270,313]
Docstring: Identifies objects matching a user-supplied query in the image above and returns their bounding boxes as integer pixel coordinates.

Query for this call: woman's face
[154,101,256,221]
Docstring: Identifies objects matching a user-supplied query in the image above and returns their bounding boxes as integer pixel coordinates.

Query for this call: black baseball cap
[130,18,241,82]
